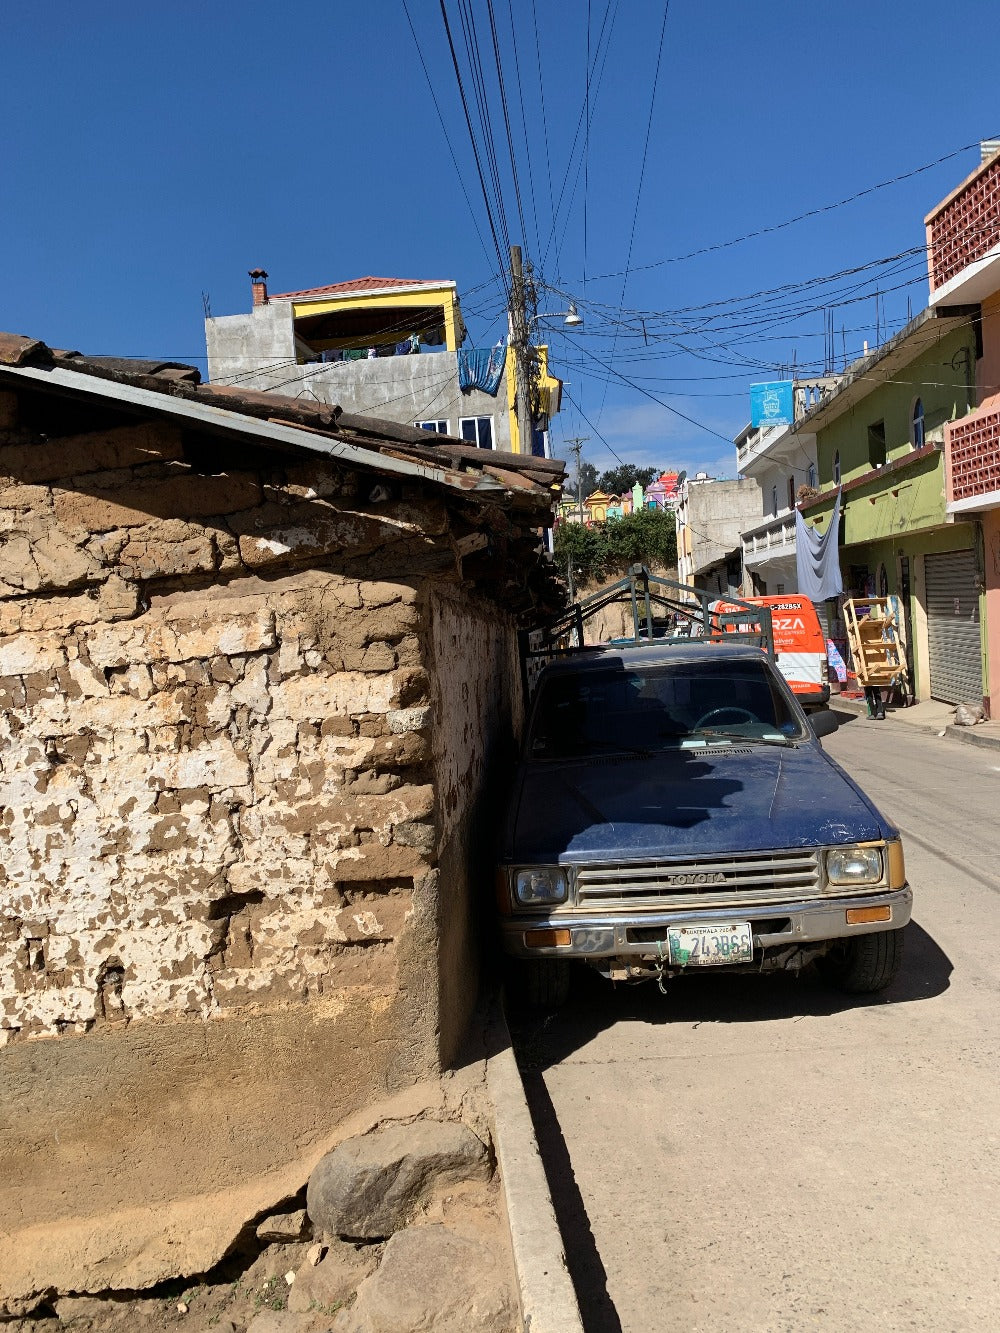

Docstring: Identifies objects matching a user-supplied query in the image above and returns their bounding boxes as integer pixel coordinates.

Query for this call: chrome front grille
[574,849,822,912]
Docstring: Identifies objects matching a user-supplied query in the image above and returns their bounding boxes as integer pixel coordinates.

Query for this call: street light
[530,302,583,331]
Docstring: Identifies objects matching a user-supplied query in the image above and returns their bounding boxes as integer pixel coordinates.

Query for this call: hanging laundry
[796,488,843,601]
[457,339,507,396]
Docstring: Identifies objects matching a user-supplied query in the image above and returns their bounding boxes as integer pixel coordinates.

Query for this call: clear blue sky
[4,1,997,480]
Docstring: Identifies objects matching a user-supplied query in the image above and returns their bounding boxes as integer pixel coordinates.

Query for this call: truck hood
[503,743,890,864]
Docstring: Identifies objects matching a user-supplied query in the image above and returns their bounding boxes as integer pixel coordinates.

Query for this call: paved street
[513,712,1000,1332]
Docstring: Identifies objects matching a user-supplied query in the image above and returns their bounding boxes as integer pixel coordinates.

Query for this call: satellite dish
[675,470,687,487]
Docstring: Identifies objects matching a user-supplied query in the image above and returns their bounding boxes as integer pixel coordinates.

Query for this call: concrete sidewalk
[831,692,1000,751]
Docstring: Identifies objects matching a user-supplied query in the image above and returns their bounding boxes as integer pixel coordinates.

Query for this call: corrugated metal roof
[0,333,566,515]
[271,277,455,301]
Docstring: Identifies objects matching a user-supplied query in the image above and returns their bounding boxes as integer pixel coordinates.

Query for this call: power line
[561,389,627,468]
[401,0,497,278]
[485,0,529,254]
[505,0,542,259]
[596,0,670,427]
[456,0,512,261]
[582,135,999,280]
[530,0,556,270]
[570,338,739,444]
[540,0,619,275]
[437,0,510,295]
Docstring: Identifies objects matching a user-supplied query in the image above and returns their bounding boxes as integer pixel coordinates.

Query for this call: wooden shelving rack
[843,597,909,691]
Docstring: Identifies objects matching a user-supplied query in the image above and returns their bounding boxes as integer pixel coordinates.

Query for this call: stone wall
[0,388,523,1299]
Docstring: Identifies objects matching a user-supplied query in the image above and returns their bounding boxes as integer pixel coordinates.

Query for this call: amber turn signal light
[845,905,892,925]
[887,840,906,889]
[523,928,572,948]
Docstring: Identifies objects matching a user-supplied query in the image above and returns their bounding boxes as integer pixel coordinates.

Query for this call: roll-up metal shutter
[925,550,982,704]
[813,601,831,639]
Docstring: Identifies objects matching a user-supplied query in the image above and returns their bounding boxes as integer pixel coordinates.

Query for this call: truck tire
[506,958,571,1010]
[820,928,903,993]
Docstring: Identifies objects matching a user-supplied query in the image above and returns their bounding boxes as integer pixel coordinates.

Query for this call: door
[924,550,982,704]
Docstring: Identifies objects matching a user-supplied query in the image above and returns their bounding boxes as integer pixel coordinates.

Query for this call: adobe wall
[428,587,524,1066]
[0,389,522,1300]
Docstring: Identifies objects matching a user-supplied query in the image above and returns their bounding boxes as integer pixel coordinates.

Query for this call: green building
[799,308,984,703]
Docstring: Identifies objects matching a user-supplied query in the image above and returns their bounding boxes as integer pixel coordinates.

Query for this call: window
[911,398,925,448]
[833,451,841,485]
[415,420,449,434]
[528,657,806,760]
[868,420,886,469]
[787,476,796,510]
[808,462,817,489]
[772,486,778,517]
[459,416,495,449]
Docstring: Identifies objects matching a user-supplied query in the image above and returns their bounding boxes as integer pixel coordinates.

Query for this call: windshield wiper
[581,738,654,759]
[696,729,793,748]
[535,737,654,760]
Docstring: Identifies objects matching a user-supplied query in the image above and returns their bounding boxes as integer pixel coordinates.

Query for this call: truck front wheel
[505,957,571,1010]
[819,928,904,993]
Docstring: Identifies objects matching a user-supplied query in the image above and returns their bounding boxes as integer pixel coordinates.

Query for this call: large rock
[288,1239,379,1314]
[246,1314,322,1333]
[256,1208,310,1243]
[332,1223,517,1333]
[306,1121,490,1241]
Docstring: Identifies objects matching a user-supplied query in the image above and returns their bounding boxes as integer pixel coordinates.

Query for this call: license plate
[666,922,753,967]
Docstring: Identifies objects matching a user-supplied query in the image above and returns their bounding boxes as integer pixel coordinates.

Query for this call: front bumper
[797,684,831,709]
[500,885,912,960]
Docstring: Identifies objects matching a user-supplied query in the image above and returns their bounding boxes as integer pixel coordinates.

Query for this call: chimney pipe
[249,269,269,308]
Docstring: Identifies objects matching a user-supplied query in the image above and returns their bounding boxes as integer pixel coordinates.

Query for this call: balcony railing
[736,379,835,470]
[927,151,1000,293]
[946,404,1000,505]
[741,511,797,563]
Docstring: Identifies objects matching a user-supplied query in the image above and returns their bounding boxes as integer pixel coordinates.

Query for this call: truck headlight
[826,846,883,886]
[514,867,568,906]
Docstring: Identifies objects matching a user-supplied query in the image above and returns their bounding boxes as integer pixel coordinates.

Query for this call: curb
[831,695,1000,752]
[486,1000,584,1333]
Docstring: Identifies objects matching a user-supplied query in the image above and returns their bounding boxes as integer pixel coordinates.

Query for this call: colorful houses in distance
[558,470,682,524]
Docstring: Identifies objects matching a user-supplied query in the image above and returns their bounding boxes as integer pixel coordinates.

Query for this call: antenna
[202,291,212,319]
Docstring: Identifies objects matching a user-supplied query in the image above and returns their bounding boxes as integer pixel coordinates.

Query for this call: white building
[735,379,836,594]
[676,474,761,593]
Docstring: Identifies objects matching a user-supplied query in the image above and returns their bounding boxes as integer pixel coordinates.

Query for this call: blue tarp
[458,341,507,396]
[796,488,843,601]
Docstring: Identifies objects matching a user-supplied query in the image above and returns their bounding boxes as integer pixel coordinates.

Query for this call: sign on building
[750,380,794,429]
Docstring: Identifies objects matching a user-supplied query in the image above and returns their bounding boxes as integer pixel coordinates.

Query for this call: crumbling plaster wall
[428,587,523,1065]
[0,388,522,1296]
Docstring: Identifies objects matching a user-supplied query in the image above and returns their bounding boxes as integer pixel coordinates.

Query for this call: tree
[576,459,599,498]
[596,464,658,496]
[553,520,606,584]
[602,506,677,570]
[553,507,677,588]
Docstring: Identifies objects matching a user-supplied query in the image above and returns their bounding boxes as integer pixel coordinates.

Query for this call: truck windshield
[528,658,806,759]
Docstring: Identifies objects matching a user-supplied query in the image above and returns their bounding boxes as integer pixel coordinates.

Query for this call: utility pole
[563,436,590,523]
[508,245,535,456]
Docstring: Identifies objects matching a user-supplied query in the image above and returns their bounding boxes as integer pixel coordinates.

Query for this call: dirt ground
[5,1177,509,1332]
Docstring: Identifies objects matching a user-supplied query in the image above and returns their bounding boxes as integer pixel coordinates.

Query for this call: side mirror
[809,709,840,739]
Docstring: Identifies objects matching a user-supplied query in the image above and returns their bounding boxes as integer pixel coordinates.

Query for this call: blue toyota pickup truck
[498,641,910,1007]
